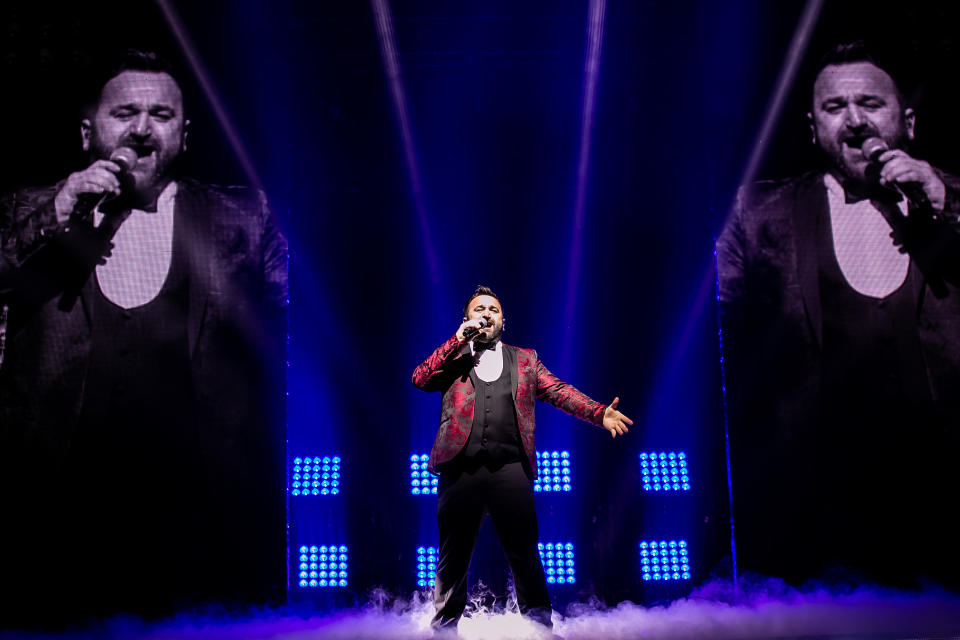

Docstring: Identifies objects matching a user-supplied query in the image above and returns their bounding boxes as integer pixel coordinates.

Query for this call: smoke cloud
[5,579,960,640]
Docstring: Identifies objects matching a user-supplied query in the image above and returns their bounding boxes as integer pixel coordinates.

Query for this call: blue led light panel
[291,456,341,496]
[410,453,438,495]
[638,451,690,492]
[416,545,438,588]
[297,545,349,588]
[538,541,576,584]
[534,450,572,493]
[638,540,691,581]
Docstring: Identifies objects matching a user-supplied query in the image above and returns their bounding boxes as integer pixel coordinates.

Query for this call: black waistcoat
[816,205,933,442]
[74,208,200,508]
[463,353,523,465]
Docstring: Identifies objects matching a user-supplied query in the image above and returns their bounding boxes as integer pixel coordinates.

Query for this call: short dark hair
[463,285,501,316]
[812,40,909,108]
[83,49,185,118]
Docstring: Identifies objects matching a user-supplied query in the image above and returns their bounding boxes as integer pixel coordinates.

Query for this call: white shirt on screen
[824,173,909,299]
[94,181,178,309]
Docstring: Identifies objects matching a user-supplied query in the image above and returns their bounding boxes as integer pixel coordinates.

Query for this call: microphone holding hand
[457,317,487,342]
[54,147,139,224]
[861,136,945,212]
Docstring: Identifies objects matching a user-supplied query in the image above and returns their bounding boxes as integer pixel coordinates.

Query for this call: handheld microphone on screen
[861,136,932,209]
[71,147,139,222]
[462,317,488,339]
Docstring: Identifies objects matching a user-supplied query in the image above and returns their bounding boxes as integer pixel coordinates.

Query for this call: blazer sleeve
[257,189,289,310]
[412,334,467,392]
[0,187,66,295]
[534,354,606,426]
[931,169,960,285]
[716,186,748,315]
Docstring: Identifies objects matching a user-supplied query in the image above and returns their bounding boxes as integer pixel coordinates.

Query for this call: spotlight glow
[410,453,438,495]
[416,545,438,588]
[538,541,576,585]
[638,451,690,492]
[291,456,342,496]
[638,539,691,582]
[535,450,572,492]
[297,544,349,588]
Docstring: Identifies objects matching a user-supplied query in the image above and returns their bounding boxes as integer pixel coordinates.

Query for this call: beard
[823,127,911,186]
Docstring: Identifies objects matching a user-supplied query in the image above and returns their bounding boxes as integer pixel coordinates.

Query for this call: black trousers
[432,458,552,629]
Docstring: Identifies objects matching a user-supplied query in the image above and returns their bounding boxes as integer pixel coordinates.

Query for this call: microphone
[861,137,932,209]
[70,147,139,222]
[861,136,888,163]
[462,317,487,339]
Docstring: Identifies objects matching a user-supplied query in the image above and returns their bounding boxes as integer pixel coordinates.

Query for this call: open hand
[602,397,633,438]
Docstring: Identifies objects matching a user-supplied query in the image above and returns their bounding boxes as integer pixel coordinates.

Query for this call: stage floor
[4,581,960,640]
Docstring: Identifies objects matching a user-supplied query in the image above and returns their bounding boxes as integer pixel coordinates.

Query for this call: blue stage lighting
[416,545,438,588]
[638,540,691,582]
[638,451,690,492]
[291,456,341,497]
[410,453,438,495]
[537,541,576,585]
[297,544,349,588]
[534,450,572,493]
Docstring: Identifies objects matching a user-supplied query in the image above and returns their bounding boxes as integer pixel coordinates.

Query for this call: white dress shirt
[470,339,504,382]
[94,181,178,309]
[824,173,909,299]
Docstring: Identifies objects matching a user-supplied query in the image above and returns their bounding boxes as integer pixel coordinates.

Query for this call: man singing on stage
[412,285,633,633]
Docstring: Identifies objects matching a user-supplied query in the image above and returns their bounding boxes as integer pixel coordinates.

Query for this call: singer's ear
[806,111,817,145]
[181,119,191,153]
[80,119,92,152]
[904,108,915,142]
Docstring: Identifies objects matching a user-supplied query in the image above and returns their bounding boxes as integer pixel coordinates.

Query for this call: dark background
[3,0,960,615]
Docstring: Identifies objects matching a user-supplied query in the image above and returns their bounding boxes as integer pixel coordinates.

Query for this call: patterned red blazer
[412,334,607,479]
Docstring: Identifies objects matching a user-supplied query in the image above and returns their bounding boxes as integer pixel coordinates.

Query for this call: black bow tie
[474,340,497,353]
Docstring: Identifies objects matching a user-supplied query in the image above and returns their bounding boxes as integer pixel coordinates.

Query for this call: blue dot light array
[534,450,572,493]
[297,545,349,588]
[416,545,438,588]
[538,541,576,584]
[291,456,341,496]
[638,540,691,581]
[410,454,438,495]
[638,451,690,492]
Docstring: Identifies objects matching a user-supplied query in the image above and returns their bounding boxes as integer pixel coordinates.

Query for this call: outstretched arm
[536,359,631,437]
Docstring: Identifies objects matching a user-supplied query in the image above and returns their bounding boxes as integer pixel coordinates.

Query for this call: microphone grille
[861,137,889,162]
[109,147,139,173]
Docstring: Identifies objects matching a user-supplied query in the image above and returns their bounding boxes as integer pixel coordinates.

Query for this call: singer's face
[83,71,188,195]
[463,294,504,343]
[808,62,914,184]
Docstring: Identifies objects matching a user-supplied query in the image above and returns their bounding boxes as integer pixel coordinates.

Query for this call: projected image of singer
[717,41,960,588]
[413,285,633,633]
[0,50,288,626]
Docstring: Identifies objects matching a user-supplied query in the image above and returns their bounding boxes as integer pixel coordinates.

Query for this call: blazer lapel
[173,182,213,360]
[792,175,826,348]
[502,343,518,403]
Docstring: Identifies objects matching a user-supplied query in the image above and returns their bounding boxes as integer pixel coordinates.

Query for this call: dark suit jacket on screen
[0,178,288,463]
[0,178,289,612]
[716,169,960,449]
